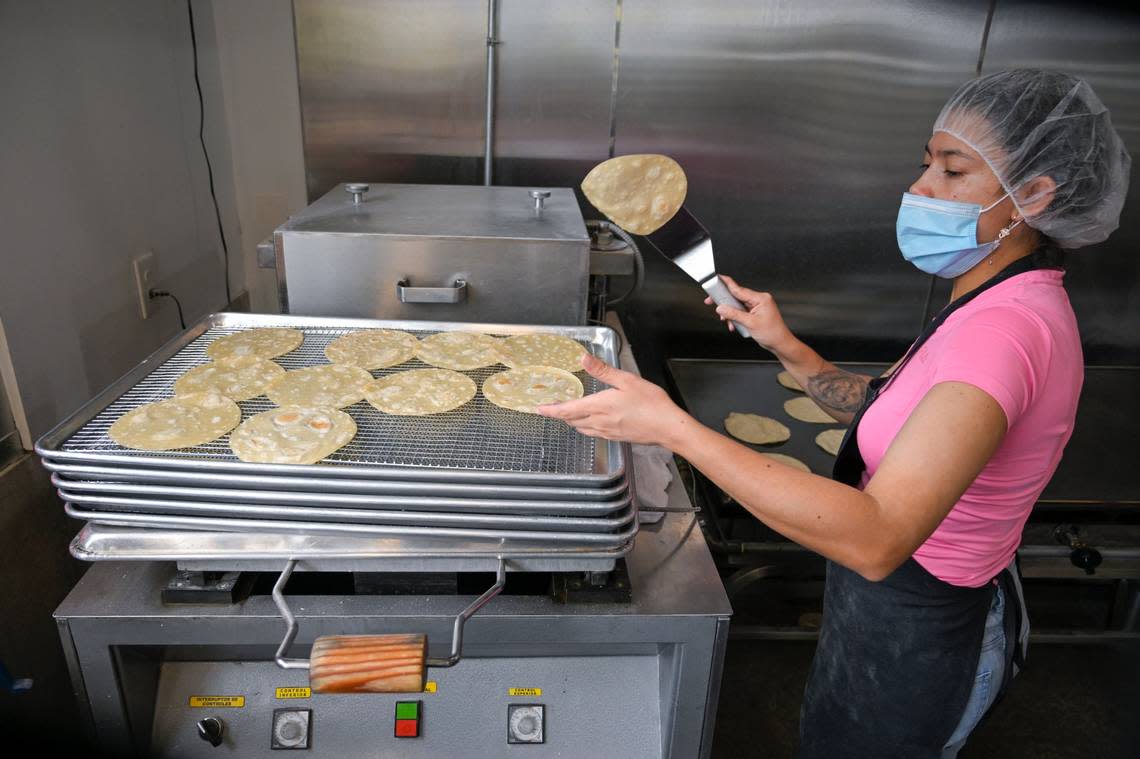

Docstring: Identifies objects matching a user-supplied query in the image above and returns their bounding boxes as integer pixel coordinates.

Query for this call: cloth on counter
[632,444,674,524]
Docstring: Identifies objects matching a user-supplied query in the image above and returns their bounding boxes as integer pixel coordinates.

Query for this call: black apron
[799,255,1048,759]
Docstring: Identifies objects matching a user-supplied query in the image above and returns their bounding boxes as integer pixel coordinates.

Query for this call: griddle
[667,358,1139,506]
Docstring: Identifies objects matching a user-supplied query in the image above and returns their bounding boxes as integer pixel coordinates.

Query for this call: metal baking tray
[63,503,638,544]
[56,488,635,533]
[42,461,628,502]
[37,313,625,487]
[68,524,633,572]
[51,473,632,517]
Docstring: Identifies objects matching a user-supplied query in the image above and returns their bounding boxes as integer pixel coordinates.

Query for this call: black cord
[187,0,232,305]
[150,290,186,330]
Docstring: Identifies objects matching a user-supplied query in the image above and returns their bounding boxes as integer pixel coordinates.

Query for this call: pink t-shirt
[857,269,1083,587]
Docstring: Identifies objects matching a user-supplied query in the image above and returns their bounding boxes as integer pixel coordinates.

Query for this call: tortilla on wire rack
[173,356,285,401]
[365,368,476,415]
[206,328,303,360]
[581,154,687,235]
[497,333,588,373]
[266,364,374,409]
[415,331,503,371]
[108,391,241,451]
[230,406,356,465]
[482,367,584,414]
[324,329,416,370]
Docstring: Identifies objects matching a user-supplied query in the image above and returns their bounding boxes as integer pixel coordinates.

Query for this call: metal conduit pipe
[483,0,499,186]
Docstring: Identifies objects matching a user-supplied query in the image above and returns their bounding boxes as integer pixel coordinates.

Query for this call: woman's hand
[705,275,795,354]
[536,354,693,447]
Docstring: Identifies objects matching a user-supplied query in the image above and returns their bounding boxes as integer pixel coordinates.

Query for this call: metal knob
[529,189,552,215]
[196,716,225,747]
[345,183,370,204]
[1054,524,1103,575]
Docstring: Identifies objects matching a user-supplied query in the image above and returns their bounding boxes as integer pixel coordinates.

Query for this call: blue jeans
[942,583,1006,758]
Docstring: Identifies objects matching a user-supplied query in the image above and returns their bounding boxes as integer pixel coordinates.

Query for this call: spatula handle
[702,276,752,339]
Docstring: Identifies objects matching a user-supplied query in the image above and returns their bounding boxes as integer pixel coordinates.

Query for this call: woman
[539,70,1130,757]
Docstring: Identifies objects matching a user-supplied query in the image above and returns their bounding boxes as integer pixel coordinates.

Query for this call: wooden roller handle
[310,634,426,694]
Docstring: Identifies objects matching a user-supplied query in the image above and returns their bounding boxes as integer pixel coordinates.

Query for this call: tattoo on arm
[805,370,871,415]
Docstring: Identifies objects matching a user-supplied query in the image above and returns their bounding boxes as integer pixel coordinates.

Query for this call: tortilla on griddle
[206,328,303,360]
[266,364,373,409]
[581,154,687,235]
[777,370,804,392]
[109,391,241,451]
[482,367,584,414]
[324,329,416,370]
[784,396,836,423]
[816,429,846,456]
[762,452,811,473]
[365,368,476,415]
[230,406,356,465]
[173,356,285,401]
[724,412,791,445]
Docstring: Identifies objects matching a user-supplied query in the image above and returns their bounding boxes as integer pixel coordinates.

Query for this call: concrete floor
[2,452,1137,756]
[0,454,89,750]
[712,638,1140,758]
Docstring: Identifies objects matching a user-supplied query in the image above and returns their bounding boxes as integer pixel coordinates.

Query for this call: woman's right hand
[704,275,796,354]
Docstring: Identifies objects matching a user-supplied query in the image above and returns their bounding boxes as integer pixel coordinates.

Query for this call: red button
[395,718,419,738]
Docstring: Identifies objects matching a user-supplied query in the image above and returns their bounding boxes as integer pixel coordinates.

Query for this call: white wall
[0,0,243,438]
[210,0,308,314]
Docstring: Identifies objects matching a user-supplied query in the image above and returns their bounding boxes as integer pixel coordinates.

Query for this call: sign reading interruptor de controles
[189,696,245,708]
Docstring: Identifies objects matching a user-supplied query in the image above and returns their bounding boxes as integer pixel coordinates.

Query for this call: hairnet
[932,69,1130,249]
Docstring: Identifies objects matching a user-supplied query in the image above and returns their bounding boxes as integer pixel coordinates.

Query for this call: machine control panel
[149,656,661,757]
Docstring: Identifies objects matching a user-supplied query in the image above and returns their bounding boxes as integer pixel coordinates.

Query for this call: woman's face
[909,131,1017,245]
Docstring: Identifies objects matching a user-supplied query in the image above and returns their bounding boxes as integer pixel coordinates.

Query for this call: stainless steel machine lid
[284,183,589,243]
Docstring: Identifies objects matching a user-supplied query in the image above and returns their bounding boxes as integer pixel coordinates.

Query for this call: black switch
[197,716,225,747]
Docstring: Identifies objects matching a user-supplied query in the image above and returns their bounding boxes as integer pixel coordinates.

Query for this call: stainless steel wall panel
[611,0,993,378]
[491,1,617,189]
[982,1,1140,363]
[294,0,488,199]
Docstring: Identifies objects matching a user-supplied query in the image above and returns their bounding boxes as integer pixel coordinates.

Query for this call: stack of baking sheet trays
[37,314,637,566]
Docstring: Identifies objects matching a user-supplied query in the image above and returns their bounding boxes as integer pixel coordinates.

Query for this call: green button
[395,701,419,720]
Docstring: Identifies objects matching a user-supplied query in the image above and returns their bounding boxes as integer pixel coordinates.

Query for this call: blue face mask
[896,192,1021,278]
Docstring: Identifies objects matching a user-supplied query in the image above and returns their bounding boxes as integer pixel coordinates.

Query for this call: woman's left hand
[536,354,691,446]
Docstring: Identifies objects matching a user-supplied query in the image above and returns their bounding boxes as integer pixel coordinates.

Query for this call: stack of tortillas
[581,154,687,235]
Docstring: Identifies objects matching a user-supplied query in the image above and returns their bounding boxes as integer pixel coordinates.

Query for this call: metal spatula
[645,207,751,338]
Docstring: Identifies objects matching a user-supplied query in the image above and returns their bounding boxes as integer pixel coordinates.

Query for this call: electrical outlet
[133,252,155,319]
